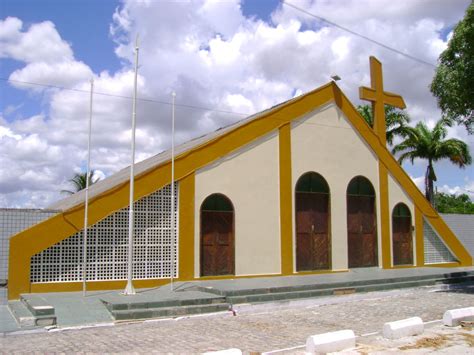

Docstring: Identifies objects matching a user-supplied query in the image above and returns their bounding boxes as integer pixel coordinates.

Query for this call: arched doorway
[392,203,413,266]
[295,172,331,271]
[347,176,378,268]
[200,193,235,276]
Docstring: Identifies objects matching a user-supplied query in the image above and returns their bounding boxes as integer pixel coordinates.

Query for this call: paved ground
[0,284,473,353]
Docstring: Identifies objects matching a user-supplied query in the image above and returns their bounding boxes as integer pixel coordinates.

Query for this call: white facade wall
[194,132,281,277]
[291,104,381,271]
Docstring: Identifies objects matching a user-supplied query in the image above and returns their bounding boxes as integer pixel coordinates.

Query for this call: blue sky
[0,0,472,207]
[1,0,121,121]
[2,0,121,72]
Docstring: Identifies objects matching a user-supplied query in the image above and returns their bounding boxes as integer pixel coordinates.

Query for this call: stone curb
[202,349,242,355]
[443,307,474,327]
[382,317,424,339]
[306,329,355,354]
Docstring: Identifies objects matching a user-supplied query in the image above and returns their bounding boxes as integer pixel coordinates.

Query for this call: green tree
[430,3,474,133]
[61,170,101,195]
[434,192,474,214]
[357,104,411,145]
[392,118,472,203]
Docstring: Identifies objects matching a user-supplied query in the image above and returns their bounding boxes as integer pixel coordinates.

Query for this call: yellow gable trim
[8,82,471,299]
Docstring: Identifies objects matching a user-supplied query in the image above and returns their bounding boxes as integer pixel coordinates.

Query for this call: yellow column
[178,173,195,280]
[279,124,293,275]
[379,162,391,268]
[415,206,424,266]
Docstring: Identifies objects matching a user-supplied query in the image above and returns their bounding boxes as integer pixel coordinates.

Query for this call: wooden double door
[200,211,234,276]
[296,192,330,271]
[392,208,413,266]
[347,195,378,268]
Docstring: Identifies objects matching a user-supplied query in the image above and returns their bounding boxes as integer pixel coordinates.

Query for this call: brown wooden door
[201,211,234,276]
[296,192,330,271]
[347,195,377,268]
[392,215,413,265]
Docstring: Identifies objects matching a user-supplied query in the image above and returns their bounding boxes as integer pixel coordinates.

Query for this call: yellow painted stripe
[424,262,461,268]
[379,162,391,268]
[178,172,195,280]
[279,124,293,275]
[415,206,424,266]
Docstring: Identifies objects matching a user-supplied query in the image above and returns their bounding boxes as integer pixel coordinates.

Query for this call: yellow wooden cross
[359,56,406,146]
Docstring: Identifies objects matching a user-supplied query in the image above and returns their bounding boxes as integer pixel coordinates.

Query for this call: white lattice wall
[30,183,178,283]
[423,219,456,264]
[1,209,59,283]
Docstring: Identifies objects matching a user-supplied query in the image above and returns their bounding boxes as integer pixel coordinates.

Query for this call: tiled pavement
[1,284,473,353]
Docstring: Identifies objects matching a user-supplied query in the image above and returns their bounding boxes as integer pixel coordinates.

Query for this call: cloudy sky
[1,0,473,208]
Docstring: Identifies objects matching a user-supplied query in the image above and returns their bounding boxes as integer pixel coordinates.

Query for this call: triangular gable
[423,218,457,264]
[8,81,471,299]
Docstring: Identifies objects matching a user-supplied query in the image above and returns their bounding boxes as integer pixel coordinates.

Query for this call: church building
[7,57,471,300]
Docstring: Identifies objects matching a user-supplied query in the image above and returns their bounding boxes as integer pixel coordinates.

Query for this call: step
[9,300,36,328]
[226,277,474,305]
[9,300,56,327]
[198,271,474,297]
[111,302,231,321]
[102,295,227,312]
[19,294,56,326]
[21,294,55,317]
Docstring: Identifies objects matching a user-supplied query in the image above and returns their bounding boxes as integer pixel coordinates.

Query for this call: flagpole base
[123,281,136,295]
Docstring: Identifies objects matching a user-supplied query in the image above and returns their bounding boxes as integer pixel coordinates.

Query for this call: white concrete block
[202,349,242,355]
[306,329,356,354]
[382,317,424,339]
[443,307,474,327]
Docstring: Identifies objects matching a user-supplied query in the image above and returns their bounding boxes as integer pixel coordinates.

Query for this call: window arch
[296,172,330,193]
[201,193,234,212]
[347,175,375,196]
[392,203,411,218]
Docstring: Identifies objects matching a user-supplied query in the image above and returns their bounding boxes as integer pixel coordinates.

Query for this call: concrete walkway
[1,266,473,333]
[191,266,474,293]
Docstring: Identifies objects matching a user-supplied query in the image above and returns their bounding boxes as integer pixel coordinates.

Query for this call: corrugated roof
[48,92,303,212]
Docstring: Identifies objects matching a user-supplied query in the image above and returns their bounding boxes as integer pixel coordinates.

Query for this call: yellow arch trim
[8,82,471,299]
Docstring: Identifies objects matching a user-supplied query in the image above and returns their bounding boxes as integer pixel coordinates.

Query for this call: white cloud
[9,61,93,91]
[438,179,474,200]
[410,175,425,191]
[0,17,73,63]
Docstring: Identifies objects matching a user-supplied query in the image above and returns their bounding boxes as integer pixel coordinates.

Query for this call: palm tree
[357,104,411,145]
[61,170,101,195]
[392,118,472,203]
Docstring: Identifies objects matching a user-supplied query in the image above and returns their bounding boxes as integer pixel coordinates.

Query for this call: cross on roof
[359,56,406,146]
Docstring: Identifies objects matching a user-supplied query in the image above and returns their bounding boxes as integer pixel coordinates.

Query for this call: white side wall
[388,173,416,265]
[194,131,281,277]
[291,104,381,271]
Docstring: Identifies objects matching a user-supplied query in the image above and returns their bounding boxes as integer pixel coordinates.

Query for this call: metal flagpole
[82,78,94,297]
[170,92,176,291]
[124,34,140,296]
